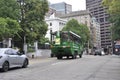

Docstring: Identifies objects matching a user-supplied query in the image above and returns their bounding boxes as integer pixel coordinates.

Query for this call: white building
[91,17,101,48]
[45,14,67,40]
[57,10,91,31]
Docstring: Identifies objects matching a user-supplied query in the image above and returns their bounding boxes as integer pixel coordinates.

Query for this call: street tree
[0,0,21,46]
[102,0,120,40]
[0,0,20,20]
[102,0,120,15]
[15,0,49,50]
[0,18,21,40]
[62,19,90,44]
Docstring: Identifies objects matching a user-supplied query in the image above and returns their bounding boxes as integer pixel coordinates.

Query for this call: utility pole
[50,28,52,44]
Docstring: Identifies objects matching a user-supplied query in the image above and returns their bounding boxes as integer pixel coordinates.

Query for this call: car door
[12,49,24,66]
[6,49,18,67]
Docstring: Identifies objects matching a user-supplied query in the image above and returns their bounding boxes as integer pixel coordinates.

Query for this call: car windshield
[61,33,69,41]
[115,45,120,48]
[0,48,7,54]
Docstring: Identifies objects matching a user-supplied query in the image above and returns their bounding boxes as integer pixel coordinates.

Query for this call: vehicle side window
[5,50,13,55]
[5,49,17,55]
[12,49,18,55]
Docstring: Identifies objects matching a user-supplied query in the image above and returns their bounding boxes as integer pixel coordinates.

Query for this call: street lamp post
[50,28,52,44]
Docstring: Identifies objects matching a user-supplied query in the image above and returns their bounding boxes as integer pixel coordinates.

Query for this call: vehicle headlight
[115,49,118,52]
[0,56,2,59]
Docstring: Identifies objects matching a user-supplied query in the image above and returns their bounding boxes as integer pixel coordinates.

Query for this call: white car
[0,48,29,72]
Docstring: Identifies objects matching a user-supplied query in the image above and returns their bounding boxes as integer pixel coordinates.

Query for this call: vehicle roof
[0,48,11,50]
[0,48,12,54]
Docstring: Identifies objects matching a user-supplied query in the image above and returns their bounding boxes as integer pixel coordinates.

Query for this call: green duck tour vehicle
[50,31,84,59]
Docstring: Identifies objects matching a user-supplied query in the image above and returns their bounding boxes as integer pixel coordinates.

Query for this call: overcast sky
[48,0,86,11]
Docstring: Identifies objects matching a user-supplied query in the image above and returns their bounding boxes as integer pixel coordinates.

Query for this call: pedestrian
[32,52,34,58]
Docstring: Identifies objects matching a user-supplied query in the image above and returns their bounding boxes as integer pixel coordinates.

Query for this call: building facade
[58,10,91,31]
[50,2,72,14]
[86,0,112,48]
[45,14,67,40]
[91,17,101,48]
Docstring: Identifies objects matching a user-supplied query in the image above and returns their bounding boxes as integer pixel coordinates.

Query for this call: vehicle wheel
[22,59,28,68]
[2,61,9,72]
[72,55,76,59]
[67,56,69,59]
[51,53,54,57]
[79,54,82,58]
[57,56,62,59]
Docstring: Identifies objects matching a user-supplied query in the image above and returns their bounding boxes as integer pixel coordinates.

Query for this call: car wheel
[2,61,9,72]
[57,56,62,59]
[79,54,82,58]
[22,59,28,68]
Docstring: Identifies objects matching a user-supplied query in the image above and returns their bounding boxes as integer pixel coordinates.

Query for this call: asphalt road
[0,55,120,80]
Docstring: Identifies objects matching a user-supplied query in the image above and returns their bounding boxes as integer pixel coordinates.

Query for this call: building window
[99,18,104,22]
[105,17,109,21]
[50,23,52,26]
[59,22,61,25]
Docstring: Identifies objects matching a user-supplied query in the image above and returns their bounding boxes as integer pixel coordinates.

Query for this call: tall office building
[86,0,112,48]
[50,2,72,14]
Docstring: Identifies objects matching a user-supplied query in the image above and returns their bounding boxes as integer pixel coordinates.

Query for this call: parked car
[94,49,105,56]
[0,48,29,72]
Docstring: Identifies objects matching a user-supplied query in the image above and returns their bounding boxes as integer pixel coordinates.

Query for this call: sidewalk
[28,56,55,65]
[26,49,51,58]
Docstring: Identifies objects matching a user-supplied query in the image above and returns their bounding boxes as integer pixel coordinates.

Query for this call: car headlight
[0,56,2,59]
[115,49,118,52]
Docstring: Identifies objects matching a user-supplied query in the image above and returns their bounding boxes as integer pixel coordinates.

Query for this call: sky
[48,0,86,11]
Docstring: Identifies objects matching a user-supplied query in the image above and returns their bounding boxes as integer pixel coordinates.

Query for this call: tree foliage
[0,18,21,39]
[102,0,120,15]
[111,15,120,40]
[102,0,120,40]
[19,0,49,43]
[0,0,49,49]
[0,0,20,20]
[0,0,21,41]
[62,19,90,44]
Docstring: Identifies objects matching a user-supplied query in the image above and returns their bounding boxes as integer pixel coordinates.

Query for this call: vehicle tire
[51,53,54,57]
[79,54,82,58]
[57,56,62,59]
[94,54,97,56]
[22,59,28,68]
[72,54,76,59]
[67,56,69,59]
[2,61,9,72]
[79,51,83,58]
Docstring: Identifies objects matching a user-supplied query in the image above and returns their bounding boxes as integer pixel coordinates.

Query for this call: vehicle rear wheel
[79,54,82,58]
[2,61,9,72]
[51,53,54,57]
[22,59,28,68]
[57,56,62,59]
[67,56,69,59]
[72,54,76,59]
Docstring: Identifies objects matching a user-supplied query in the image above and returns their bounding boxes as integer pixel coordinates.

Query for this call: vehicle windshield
[115,45,120,48]
[61,33,69,41]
